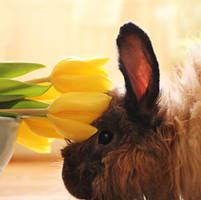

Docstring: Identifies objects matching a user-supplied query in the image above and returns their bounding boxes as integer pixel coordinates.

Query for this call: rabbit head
[61,23,181,200]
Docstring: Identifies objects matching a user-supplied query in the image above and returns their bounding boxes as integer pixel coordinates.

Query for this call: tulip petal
[30,83,60,101]
[24,117,64,139]
[51,74,112,93]
[17,121,54,153]
[48,114,97,142]
[48,92,112,123]
[51,57,109,77]
[50,111,99,124]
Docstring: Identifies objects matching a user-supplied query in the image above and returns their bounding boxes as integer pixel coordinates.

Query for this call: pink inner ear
[121,36,152,101]
[129,60,151,101]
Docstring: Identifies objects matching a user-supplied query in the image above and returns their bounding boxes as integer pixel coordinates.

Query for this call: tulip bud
[30,83,60,103]
[47,92,112,142]
[50,57,112,93]
[23,117,64,139]
[47,115,97,142]
[17,121,54,153]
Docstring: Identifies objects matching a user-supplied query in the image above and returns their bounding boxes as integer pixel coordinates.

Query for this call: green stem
[0,108,48,116]
[25,76,50,84]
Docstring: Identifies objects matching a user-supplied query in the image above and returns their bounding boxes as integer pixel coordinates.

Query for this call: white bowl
[0,117,21,172]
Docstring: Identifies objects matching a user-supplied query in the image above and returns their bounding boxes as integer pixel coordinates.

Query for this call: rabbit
[61,22,201,200]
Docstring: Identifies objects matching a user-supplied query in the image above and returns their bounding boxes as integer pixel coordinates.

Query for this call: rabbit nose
[62,158,93,199]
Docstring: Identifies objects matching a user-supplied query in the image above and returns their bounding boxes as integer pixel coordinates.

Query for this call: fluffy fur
[62,23,201,200]
[159,48,201,199]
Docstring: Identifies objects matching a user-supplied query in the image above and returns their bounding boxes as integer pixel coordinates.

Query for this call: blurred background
[0,0,200,159]
[0,0,201,199]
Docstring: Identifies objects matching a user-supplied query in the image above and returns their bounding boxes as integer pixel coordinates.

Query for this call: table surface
[0,159,77,200]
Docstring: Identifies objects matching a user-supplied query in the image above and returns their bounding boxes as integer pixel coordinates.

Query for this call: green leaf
[0,62,46,78]
[0,112,19,118]
[0,95,24,102]
[0,99,49,109]
[0,79,51,97]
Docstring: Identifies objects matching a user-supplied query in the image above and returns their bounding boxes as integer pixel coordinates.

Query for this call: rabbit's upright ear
[117,22,159,123]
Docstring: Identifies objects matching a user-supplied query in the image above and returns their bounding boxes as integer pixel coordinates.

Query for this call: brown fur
[61,23,201,200]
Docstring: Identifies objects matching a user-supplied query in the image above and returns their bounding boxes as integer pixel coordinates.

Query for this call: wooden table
[0,159,77,200]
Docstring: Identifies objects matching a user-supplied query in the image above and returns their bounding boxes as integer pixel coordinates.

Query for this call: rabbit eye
[98,130,113,145]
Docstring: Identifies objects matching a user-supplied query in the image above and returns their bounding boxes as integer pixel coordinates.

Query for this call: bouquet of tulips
[0,57,112,156]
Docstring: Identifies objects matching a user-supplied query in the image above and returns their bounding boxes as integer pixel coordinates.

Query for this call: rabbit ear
[117,22,159,121]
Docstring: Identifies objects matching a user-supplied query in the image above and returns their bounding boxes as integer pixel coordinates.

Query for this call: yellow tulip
[17,121,54,153]
[50,57,112,93]
[16,84,62,153]
[29,82,60,104]
[23,117,64,139]
[47,92,112,142]
[48,115,97,142]
[51,57,109,76]
[6,57,113,150]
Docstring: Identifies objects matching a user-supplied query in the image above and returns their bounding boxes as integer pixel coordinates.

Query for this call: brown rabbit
[62,22,201,200]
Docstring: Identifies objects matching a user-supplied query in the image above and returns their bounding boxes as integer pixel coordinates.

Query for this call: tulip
[17,121,54,153]
[50,56,112,93]
[26,57,112,93]
[30,83,60,103]
[1,92,112,143]
[19,86,63,140]
[47,92,112,142]
[16,85,62,152]
[1,57,113,148]
[23,117,64,139]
